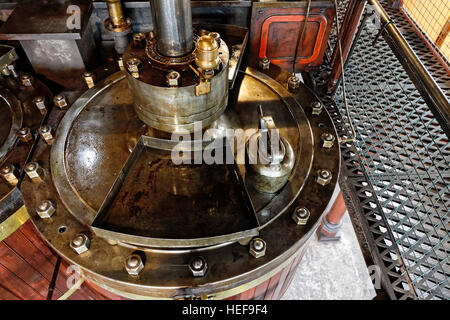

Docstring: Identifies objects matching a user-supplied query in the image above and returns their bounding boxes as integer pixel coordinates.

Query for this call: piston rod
[150,0,194,57]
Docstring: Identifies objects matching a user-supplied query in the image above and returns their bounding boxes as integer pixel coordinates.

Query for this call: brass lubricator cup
[195,35,219,76]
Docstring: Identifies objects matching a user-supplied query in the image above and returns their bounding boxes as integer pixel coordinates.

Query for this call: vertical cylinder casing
[150,0,194,57]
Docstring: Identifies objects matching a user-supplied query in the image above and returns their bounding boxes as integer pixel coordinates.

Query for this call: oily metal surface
[92,136,260,248]
[52,73,145,225]
[51,70,310,229]
[25,66,340,298]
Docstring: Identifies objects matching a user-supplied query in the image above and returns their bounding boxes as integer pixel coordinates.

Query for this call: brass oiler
[195,35,219,78]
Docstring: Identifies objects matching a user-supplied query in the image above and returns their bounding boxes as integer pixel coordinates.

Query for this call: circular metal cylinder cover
[20,62,340,299]
[123,30,229,134]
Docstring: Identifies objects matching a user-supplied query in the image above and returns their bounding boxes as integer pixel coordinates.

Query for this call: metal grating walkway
[315,0,449,299]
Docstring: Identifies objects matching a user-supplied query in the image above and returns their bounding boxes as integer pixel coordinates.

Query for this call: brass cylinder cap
[195,35,219,72]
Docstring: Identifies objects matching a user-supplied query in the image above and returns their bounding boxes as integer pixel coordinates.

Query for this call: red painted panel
[250,3,336,72]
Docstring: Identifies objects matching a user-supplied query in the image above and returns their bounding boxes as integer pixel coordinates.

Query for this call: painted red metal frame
[249,2,335,73]
[258,14,328,66]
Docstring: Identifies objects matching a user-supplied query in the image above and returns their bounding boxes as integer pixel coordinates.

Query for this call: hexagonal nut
[125,254,144,276]
[70,233,90,255]
[316,169,332,186]
[117,56,125,71]
[189,256,207,277]
[311,101,323,115]
[166,71,180,87]
[20,74,33,87]
[24,162,43,182]
[83,72,95,88]
[7,64,18,78]
[259,57,270,71]
[249,238,266,259]
[133,33,147,48]
[126,58,141,73]
[32,96,47,115]
[17,127,33,142]
[321,133,335,149]
[292,207,310,225]
[288,75,300,93]
[1,164,18,186]
[38,125,53,144]
[54,94,68,110]
[36,200,56,219]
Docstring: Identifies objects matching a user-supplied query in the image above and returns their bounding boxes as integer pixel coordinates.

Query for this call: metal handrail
[368,0,450,138]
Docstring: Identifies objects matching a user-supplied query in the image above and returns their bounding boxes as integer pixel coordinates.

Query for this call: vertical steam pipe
[105,0,131,55]
[106,0,126,28]
[149,0,194,57]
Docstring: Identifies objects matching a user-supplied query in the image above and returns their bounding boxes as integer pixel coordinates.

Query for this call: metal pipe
[106,0,126,28]
[150,0,194,57]
[368,0,450,136]
[327,0,366,93]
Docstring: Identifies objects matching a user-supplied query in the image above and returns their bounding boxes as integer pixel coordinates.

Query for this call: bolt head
[117,57,125,70]
[1,164,17,186]
[20,74,33,87]
[125,254,144,276]
[25,162,43,182]
[1,164,13,174]
[126,58,141,72]
[249,238,266,258]
[70,233,90,254]
[133,33,146,48]
[54,94,68,109]
[316,169,332,186]
[33,96,47,115]
[189,256,207,277]
[38,125,53,144]
[36,200,56,219]
[17,127,33,142]
[25,162,36,172]
[288,75,300,92]
[40,125,49,133]
[259,57,270,71]
[321,133,335,149]
[311,101,323,115]
[292,207,310,225]
[83,72,95,88]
